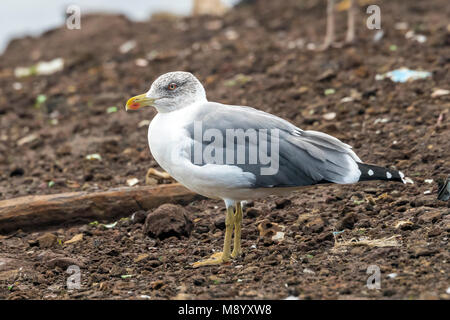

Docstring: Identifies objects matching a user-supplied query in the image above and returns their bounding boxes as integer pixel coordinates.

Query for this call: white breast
[147,104,256,201]
[148,110,189,174]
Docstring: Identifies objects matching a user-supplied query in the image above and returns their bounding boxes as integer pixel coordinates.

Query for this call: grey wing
[185,102,362,188]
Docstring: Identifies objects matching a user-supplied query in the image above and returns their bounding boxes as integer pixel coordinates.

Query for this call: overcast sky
[0,0,239,53]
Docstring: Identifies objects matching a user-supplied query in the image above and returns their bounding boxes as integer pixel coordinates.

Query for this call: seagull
[126,71,406,267]
[320,0,356,50]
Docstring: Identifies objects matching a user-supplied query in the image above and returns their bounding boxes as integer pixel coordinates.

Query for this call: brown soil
[0,0,449,300]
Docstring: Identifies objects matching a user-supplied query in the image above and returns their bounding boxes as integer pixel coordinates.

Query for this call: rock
[427,227,442,237]
[336,212,358,230]
[106,249,120,256]
[304,217,324,233]
[394,199,409,206]
[285,276,300,285]
[143,204,193,240]
[213,215,226,230]
[172,293,193,300]
[64,233,83,244]
[146,260,162,268]
[109,265,126,277]
[134,253,149,263]
[275,198,291,209]
[0,269,19,281]
[37,233,57,248]
[410,248,438,258]
[418,211,442,224]
[195,223,210,234]
[209,275,224,284]
[245,207,261,218]
[193,276,206,286]
[316,69,336,82]
[10,168,24,177]
[394,220,415,230]
[78,225,89,234]
[131,210,147,224]
[151,280,164,290]
[383,289,396,297]
[316,231,333,242]
[46,257,85,269]
[257,219,285,242]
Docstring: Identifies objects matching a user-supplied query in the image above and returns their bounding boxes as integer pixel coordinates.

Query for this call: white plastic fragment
[17,133,38,146]
[119,40,137,54]
[404,177,414,184]
[405,30,427,43]
[323,112,336,120]
[103,222,117,229]
[394,22,408,30]
[431,89,450,98]
[86,153,102,161]
[224,29,239,41]
[374,118,390,124]
[14,58,64,77]
[373,30,384,42]
[340,97,354,103]
[272,231,285,241]
[376,68,432,83]
[127,178,139,186]
[424,179,434,184]
[12,82,22,90]
[36,58,64,75]
[14,67,31,78]
[135,58,148,67]
[303,268,315,275]
[306,43,316,51]
[414,35,427,43]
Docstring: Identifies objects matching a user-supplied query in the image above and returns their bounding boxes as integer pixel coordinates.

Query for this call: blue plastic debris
[375,68,432,83]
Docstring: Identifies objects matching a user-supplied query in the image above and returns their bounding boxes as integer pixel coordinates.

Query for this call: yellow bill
[125,94,156,111]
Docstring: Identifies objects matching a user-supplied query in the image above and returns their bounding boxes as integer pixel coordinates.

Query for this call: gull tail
[357,163,405,184]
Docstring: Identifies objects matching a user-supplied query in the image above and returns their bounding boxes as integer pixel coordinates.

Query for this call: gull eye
[168,83,177,90]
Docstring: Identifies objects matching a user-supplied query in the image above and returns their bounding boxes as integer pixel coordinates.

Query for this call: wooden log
[0,184,201,234]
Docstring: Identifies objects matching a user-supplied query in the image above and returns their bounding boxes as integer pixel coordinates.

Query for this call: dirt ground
[0,0,449,299]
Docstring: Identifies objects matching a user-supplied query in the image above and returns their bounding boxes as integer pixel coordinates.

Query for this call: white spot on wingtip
[386,172,392,179]
[368,169,374,176]
[399,171,406,184]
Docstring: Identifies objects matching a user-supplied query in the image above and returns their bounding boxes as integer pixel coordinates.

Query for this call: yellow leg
[231,202,243,258]
[192,205,234,268]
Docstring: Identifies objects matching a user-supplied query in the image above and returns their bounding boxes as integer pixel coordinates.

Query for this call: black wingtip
[357,163,405,184]
[437,176,450,201]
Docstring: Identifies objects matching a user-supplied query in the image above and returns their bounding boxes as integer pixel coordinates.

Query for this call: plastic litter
[376,68,432,83]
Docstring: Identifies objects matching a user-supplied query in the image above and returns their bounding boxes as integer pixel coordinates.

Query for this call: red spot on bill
[127,102,141,110]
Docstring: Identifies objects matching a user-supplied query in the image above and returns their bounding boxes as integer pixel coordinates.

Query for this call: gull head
[126,71,207,113]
